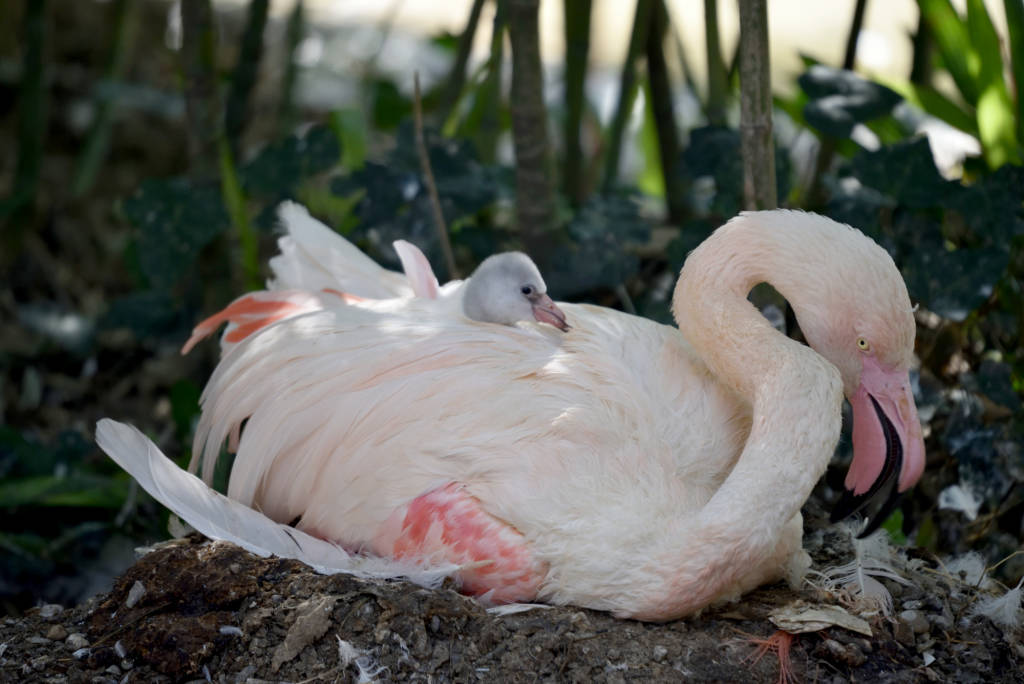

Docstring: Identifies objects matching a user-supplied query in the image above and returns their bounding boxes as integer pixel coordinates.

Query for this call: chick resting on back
[462,252,550,326]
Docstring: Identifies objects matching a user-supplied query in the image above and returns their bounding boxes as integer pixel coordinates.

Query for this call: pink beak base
[531,295,570,332]
[831,356,926,535]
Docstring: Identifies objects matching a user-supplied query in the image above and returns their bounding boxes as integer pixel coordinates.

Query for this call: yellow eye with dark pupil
[857,338,870,351]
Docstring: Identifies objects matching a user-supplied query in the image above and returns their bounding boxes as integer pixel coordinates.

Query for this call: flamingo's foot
[741,629,797,684]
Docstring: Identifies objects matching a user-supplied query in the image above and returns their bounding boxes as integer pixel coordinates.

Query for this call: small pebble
[125,581,146,609]
[31,655,51,671]
[46,624,68,641]
[229,563,242,574]
[652,645,668,662]
[105,664,121,676]
[114,640,127,658]
[930,612,953,632]
[72,647,91,660]
[27,636,52,645]
[66,633,89,649]
[899,609,929,634]
[38,604,63,620]
[893,618,916,646]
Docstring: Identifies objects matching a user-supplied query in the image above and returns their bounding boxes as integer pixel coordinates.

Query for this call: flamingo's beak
[530,294,570,332]
[830,356,925,537]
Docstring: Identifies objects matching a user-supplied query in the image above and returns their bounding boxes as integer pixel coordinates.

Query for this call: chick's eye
[856,337,871,352]
[521,285,534,296]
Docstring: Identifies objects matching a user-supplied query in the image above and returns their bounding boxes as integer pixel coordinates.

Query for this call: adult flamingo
[108,209,925,621]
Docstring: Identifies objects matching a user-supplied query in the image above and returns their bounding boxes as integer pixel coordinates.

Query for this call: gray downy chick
[462,253,570,331]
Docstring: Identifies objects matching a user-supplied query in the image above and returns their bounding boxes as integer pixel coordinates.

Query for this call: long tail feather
[95,419,457,588]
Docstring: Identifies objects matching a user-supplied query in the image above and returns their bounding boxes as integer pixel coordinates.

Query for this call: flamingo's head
[463,253,569,331]
[793,224,925,537]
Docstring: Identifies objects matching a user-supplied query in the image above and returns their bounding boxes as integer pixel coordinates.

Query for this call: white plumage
[102,207,925,621]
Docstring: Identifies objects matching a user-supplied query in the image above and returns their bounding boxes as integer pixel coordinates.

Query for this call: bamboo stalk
[737,0,776,210]
[413,73,459,280]
[603,0,653,192]
[507,0,558,254]
[563,0,592,204]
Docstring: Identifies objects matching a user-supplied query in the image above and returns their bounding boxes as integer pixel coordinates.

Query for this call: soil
[2,504,1022,684]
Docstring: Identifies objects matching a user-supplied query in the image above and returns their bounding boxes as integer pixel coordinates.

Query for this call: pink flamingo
[101,208,925,621]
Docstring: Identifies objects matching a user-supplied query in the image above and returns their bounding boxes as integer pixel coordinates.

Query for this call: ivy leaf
[945,164,1024,244]
[240,124,341,199]
[121,178,229,290]
[799,65,902,138]
[902,242,1008,321]
[681,126,791,218]
[846,137,958,209]
[545,193,651,297]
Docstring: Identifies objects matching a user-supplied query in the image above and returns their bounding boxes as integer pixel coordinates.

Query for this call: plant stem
[507,0,558,255]
[563,0,592,204]
[645,0,686,224]
[603,0,653,192]
[225,0,269,157]
[413,73,459,280]
[704,0,727,126]
[10,0,49,211]
[737,0,776,209]
[278,0,304,137]
[441,0,487,124]
[181,0,220,178]
[842,0,868,69]
[72,0,138,198]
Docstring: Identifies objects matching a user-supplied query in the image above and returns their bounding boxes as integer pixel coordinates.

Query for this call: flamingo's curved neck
[646,214,844,620]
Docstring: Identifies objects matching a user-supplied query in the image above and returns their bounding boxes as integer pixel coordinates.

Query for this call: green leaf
[681,126,790,218]
[240,124,341,199]
[102,290,186,339]
[121,178,229,290]
[170,379,202,441]
[846,137,957,209]
[0,474,129,509]
[879,79,978,136]
[946,163,1024,243]
[918,0,979,103]
[966,0,1005,88]
[903,243,1008,321]
[219,138,260,290]
[329,108,367,170]
[370,78,412,130]
[1005,0,1024,142]
[545,192,651,297]
[798,66,903,139]
[976,84,1021,167]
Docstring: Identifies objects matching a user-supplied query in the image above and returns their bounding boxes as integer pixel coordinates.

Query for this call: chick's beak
[530,294,570,332]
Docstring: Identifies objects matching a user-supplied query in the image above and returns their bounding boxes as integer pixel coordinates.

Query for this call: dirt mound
[2,527,1022,683]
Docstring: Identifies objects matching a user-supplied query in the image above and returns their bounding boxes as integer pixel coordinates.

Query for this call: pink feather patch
[386,483,544,603]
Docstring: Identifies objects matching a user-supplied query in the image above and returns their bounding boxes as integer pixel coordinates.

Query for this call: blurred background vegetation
[0,0,1022,615]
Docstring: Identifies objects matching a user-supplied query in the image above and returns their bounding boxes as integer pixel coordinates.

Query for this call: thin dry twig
[412,72,459,279]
